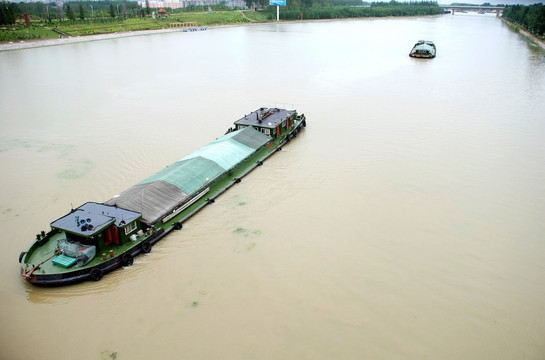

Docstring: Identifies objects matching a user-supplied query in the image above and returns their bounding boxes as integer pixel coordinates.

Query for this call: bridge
[440,4,505,17]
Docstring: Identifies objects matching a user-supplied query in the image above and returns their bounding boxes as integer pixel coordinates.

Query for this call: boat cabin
[234,108,296,138]
[50,202,142,252]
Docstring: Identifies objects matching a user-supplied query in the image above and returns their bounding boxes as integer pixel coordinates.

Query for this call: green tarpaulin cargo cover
[105,126,271,225]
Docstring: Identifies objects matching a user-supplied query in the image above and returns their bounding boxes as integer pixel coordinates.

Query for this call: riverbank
[0,27,203,51]
[501,17,545,51]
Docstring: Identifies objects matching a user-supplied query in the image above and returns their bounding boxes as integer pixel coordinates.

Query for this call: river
[1,13,545,360]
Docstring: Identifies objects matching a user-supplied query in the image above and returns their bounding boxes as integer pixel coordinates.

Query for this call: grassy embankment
[0,11,268,43]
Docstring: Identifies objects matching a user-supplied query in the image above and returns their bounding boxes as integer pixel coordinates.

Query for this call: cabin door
[110,226,120,245]
[104,226,113,246]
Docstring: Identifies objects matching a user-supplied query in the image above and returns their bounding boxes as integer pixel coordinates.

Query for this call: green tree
[286,0,300,10]
[57,3,63,20]
[538,5,545,36]
[7,3,16,24]
[0,5,5,25]
[79,4,85,20]
[66,4,76,21]
[503,3,545,36]
[110,3,116,18]
[145,0,151,16]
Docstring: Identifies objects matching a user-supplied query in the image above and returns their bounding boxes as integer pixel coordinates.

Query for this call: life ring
[174,222,183,230]
[90,268,103,281]
[141,241,151,253]
[121,253,133,267]
[19,251,26,264]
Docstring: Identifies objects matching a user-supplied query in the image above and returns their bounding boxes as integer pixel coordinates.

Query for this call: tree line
[502,3,545,38]
[1,4,17,25]
[266,1,444,21]
[1,1,142,24]
[1,0,445,26]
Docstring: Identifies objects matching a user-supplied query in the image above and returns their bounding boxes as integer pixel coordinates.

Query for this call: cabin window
[124,222,137,235]
[261,128,270,135]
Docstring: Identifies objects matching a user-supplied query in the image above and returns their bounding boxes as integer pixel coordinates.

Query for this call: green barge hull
[19,108,307,286]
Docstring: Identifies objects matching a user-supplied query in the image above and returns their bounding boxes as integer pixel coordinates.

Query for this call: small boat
[409,40,436,58]
[182,26,207,32]
[19,107,307,286]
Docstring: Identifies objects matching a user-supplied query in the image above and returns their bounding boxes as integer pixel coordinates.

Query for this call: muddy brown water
[1,13,545,360]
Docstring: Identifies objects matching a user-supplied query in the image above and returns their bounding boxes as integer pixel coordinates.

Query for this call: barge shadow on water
[19,107,307,286]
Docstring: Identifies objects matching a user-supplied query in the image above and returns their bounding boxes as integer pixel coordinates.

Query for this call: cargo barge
[409,40,436,58]
[19,107,307,286]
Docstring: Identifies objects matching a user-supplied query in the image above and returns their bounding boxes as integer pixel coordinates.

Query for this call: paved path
[239,10,256,22]
[0,28,188,52]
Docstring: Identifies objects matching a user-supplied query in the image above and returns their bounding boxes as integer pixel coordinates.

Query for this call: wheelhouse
[50,202,142,252]
[234,108,296,138]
